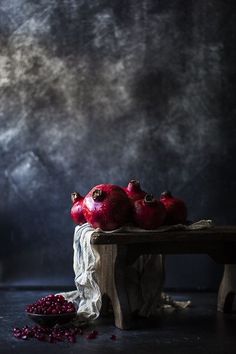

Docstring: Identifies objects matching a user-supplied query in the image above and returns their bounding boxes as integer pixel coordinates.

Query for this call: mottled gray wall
[0,0,235,288]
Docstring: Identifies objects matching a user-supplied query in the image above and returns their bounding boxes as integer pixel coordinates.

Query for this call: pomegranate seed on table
[13,323,86,343]
[86,333,96,340]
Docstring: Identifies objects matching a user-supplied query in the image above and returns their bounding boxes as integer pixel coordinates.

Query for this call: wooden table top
[90,226,236,245]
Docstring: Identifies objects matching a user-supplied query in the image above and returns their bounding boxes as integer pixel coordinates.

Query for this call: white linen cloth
[58,223,102,321]
[58,220,213,321]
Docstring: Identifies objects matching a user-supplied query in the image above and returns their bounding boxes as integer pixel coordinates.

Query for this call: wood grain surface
[91,226,236,245]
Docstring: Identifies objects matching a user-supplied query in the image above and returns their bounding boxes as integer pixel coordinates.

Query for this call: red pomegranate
[82,184,132,231]
[124,179,147,201]
[133,194,166,229]
[160,191,187,225]
[70,192,86,225]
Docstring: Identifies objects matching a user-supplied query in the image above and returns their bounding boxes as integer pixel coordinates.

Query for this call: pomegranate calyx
[92,189,104,201]
[130,179,140,186]
[161,191,172,198]
[71,192,80,203]
[127,179,141,192]
[144,194,155,204]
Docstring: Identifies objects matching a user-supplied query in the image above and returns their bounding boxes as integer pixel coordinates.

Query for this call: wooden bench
[91,226,236,329]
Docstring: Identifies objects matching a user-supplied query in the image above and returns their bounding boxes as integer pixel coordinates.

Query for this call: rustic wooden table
[91,226,236,329]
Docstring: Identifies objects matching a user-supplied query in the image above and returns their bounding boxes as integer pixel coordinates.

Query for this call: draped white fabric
[58,223,102,321]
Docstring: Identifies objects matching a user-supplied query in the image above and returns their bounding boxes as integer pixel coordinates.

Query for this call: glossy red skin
[124,181,147,201]
[133,198,167,229]
[71,195,86,225]
[160,195,187,225]
[82,184,132,231]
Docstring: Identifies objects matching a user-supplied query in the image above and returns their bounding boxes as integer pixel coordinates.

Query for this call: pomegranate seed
[48,335,54,343]
[68,335,76,343]
[110,335,117,340]
[56,295,64,300]
[86,330,98,340]
[86,333,95,340]
[77,329,83,335]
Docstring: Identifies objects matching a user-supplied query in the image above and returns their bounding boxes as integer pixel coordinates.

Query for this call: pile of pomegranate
[26,294,76,315]
[71,180,188,230]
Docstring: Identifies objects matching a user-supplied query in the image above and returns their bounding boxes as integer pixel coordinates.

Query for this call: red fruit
[133,194,166,229]
[124,179,147,201]
[82,184,132,231]
[160,191,187,225]
[70,192,86,225]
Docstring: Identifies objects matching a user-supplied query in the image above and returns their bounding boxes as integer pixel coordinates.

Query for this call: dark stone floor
[0,290,236,354]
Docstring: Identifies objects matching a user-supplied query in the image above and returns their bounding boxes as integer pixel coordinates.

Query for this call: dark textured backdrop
[0,0,235,289]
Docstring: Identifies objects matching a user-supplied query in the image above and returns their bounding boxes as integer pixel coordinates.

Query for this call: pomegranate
[160,191,187,225]
[124,179,147,201]
[82,184,132,231]
[133,194,166,229]
[70,192,86,225]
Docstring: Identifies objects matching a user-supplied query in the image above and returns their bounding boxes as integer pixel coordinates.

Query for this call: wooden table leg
[93,244,132,329]
[217,264,236,313]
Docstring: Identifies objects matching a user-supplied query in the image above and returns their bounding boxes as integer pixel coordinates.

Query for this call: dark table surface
[0,289,236,354]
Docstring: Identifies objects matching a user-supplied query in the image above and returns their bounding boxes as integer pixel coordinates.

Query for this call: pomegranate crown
[130,179,140,186]
[127,179,141,191]
[92,189,104,201]
[161,191,172,198]
[71,192,82,203]
[144,194,155,203]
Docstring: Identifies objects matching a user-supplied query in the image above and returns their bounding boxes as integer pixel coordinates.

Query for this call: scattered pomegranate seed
[13,324,88,343]
[86,332,97,340]
[110,334,117,340]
